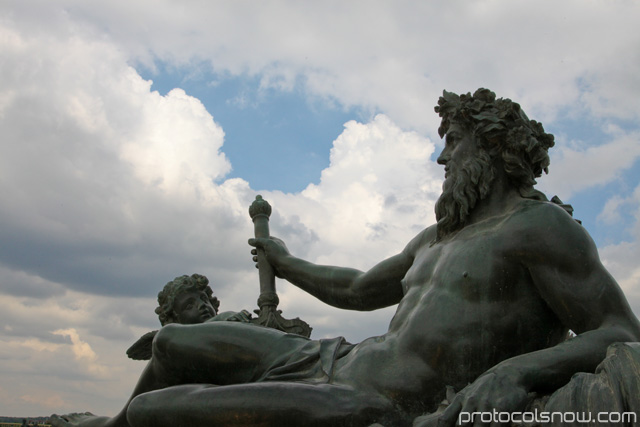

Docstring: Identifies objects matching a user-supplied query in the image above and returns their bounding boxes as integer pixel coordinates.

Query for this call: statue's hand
[208,310,253,323]
[225,309,253,322]
[248,236,290,278]
[436,369,529,426]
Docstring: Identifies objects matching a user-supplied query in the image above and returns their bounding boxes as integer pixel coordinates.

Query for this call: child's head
[155,274,220,326]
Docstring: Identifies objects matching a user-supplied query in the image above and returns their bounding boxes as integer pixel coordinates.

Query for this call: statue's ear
[126,330,158,360]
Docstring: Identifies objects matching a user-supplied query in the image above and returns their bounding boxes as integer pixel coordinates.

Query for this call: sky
[1,0,640,418]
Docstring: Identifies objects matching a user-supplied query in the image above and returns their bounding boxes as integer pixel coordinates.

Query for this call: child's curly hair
[155,274,220,326]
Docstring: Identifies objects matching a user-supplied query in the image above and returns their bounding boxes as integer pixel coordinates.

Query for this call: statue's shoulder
[507,198,591,253]
[513,198,580,228]
[403,225,437,256]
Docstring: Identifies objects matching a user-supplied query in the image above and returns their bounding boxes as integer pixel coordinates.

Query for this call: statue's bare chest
[402,225,531,303]
[392,224,561,364]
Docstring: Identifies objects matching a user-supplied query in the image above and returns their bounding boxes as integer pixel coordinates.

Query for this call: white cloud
[17,0,634,131]
[248,114,441,341]
[598,185,640,319]
[53,328,112,378]
[299,114,440,265]
[120,87,229,194]
[600,241,640,320]
[597,195,627,225]
[0,21,246,298]
[52,328,98,362]
[539,130,640,199]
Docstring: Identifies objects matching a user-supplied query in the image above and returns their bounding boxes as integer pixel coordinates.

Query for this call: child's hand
[207,310,253,323]
[226,309,253,322]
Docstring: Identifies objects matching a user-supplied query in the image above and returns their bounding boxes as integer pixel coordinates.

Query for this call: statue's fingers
[252,256,258,262]
[248,237,268,247]
[251,249,257,255]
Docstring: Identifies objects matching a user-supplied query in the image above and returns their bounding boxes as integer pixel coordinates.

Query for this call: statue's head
[435,88,554,191]
[155,274,220,326]
[432,89,555,241]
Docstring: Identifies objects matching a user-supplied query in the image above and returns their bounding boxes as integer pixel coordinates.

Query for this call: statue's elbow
[605,319,640,344]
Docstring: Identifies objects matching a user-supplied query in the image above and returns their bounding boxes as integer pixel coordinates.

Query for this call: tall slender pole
[248,195,312,337]
[249,195,279,311]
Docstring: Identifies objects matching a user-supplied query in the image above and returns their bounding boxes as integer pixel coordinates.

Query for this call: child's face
[173,289,217,324]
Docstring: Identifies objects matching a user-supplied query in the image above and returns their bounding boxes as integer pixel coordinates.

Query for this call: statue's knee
[127,393,153,427]
[153,324,181,360]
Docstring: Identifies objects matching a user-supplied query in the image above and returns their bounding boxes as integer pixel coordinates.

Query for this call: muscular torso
[334,201,567,413]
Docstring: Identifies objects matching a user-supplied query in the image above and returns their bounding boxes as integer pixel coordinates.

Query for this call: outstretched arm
[248,229,426,311]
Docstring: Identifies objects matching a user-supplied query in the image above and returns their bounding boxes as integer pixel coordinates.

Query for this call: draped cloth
[258,336,355,384]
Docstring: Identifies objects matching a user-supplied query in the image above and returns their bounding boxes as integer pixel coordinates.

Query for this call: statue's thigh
[128,382,394,427]
[154,322,311,384]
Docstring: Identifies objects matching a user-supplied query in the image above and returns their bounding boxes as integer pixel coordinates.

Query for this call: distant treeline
[0,416,51,426]
[0,424,50,427]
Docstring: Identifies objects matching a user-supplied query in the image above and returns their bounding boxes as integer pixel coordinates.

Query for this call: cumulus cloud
[0,20,245,300]
[300,114,439,264]
[21,0,634,131]
[51,328,115,380]
[119,87,230,193]
[52,329,98,362]
[251,114,441,338]
[599,185,640,318]
[601,242,640,320]
[540,130,640,199]
[598,195,628,225]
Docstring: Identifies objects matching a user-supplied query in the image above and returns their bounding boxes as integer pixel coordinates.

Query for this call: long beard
[434,151,495,243]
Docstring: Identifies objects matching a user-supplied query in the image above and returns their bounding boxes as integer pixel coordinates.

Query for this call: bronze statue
[51,89,640,427]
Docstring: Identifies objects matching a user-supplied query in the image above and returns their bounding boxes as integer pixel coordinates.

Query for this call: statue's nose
[437,151,449,165]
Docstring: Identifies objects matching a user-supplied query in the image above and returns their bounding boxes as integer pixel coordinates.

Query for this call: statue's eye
[446,135,456,146]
